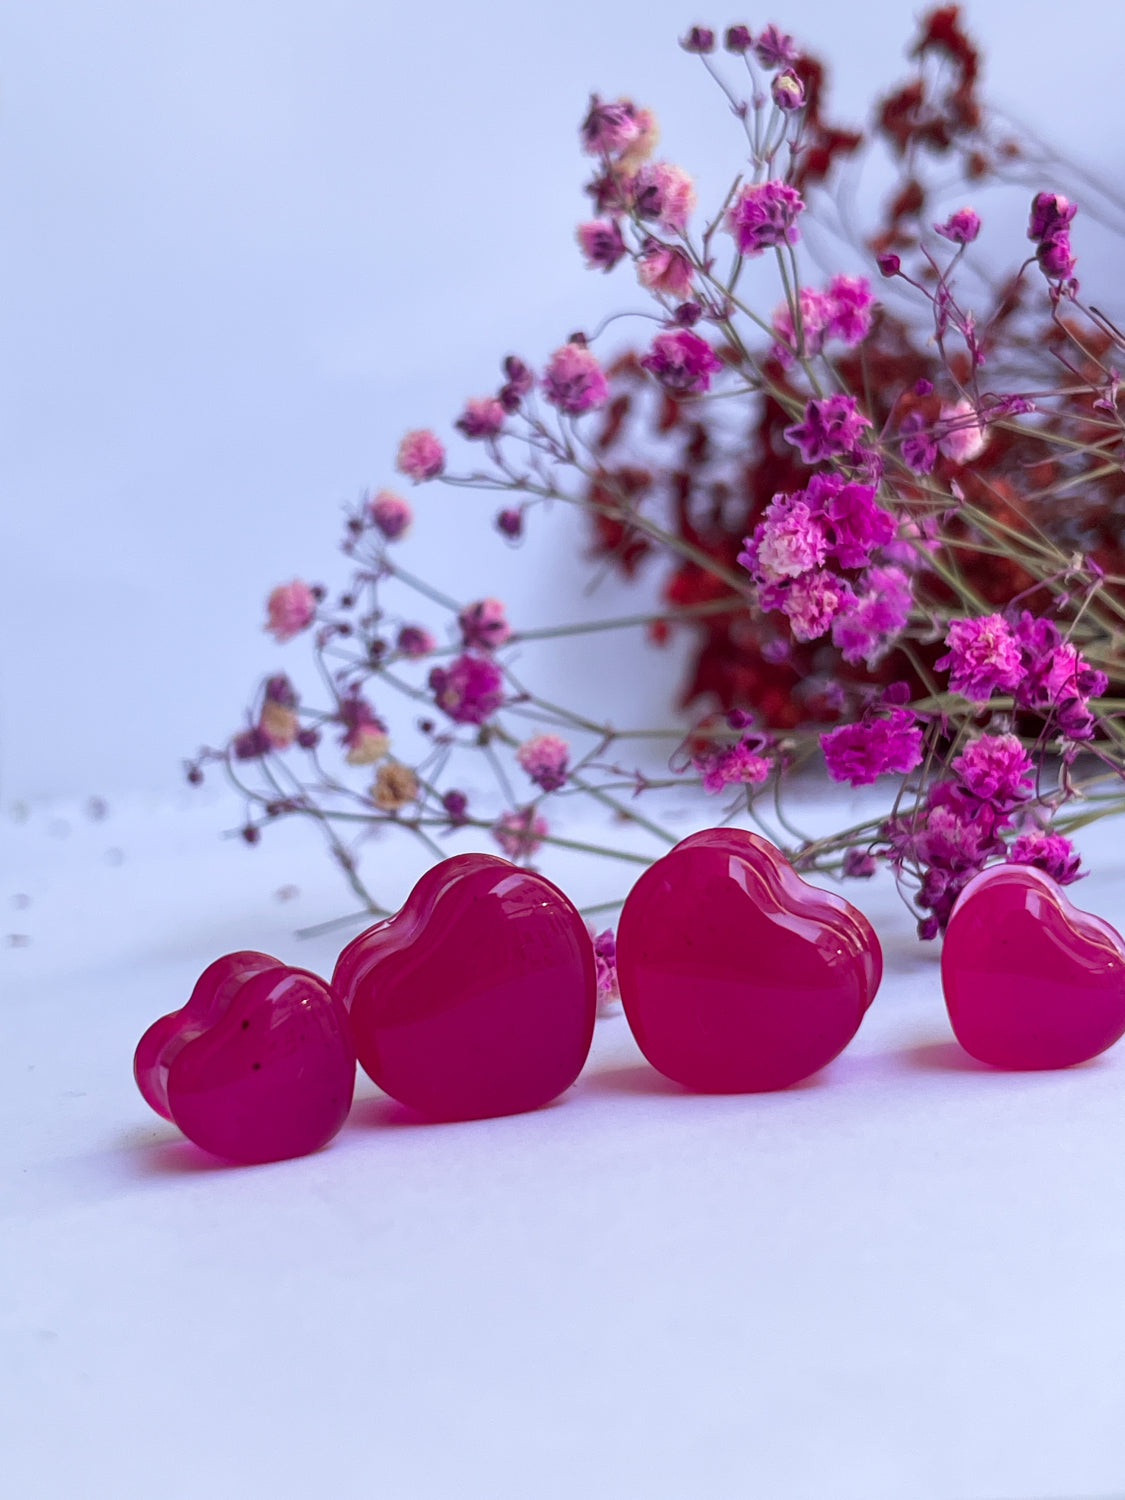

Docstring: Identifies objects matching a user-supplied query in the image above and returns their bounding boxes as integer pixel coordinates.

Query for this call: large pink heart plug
[616,829,882,1091]
[332,853,596,1120]
[133,951,356,1162]
[941,864,1125,1068]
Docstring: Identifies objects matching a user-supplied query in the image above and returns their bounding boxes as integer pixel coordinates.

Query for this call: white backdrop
[3,0,1124,800]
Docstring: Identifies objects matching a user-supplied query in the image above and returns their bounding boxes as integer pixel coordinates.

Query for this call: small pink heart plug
[134,951,356,1162]
[616,829,882,1091]
[332,853,596,1120]
[941,863,1125,1068]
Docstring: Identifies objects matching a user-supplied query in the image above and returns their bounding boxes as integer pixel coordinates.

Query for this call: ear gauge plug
[616,829,881,1091]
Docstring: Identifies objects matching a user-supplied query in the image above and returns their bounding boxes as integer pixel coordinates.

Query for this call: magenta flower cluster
[770,275,874,364]
[821,708,924,787]
[937,611,1107,738]
[739,472,905,657]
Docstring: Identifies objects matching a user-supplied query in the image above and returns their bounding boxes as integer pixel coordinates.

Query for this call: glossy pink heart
[133,951,356,1162]
[941,864,1125,1068]
[617,829,882,1091]
[332,853,596,1120]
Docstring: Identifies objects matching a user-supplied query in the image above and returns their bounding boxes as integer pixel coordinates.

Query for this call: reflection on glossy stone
[617,829,882,1092]
[941,864,1125,1068]
[333,854,596,1120]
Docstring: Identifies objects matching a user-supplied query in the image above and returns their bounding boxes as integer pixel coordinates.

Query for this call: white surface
[5,0,1125,799]
[5,792,1125,1500]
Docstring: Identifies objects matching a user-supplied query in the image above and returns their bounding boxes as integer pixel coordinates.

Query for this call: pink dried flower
[576,219,627,272]
[640,328,722,395]
[516,733,570,792]
[899,411,938,474]
[781,569,854,642]
[1007,830,1082,885]
[934,207,981,245]
[542,343,609,415]
[825,274,875,345]
[771,69,805,111]
[616,107,660,173]
[725,180,804,256]
[811,473,895,569]
[783,394,872,464]
[429,653,504,724]
[368,490,413,540]
[740,493,828,583]
[637,239,695,299]
[591,928,619,1002]
[936,615,1025,702]
[458,597,511,651]
[821,709,924,786]
[831,565,913,667]
[843,848,878,878]
[937,400,986,463]
[396,429,445,482]
[770,286,833,363]
[492,806,548,861]
[1028,192,1078,281]
[754,23,798,68]
[724,26,753,54]
[697,738,772,793]
[396,624,436,658]
[952,733,1033,808]
[632,162,697,233]
[454,397,505,440]
[917,783,1001,874]
[580,96,641,157]
[265,580,317,643]
[1028,192,1077,242]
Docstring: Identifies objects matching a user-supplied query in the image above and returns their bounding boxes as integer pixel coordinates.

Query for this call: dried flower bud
[396,625,436,659]
[680,26,715,53]
[843,848,878,878]
[368,490,413,540]
[454,397,505,440]
[724,25,753,53]
[771,69,805,111]
[934,207,981,245]
[496,507,524,540]
[296,727,320,750]
[442,789,469,824]
[877,252,901,277]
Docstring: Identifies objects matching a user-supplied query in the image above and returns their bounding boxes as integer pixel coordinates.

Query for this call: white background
[4,0,1124,799]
